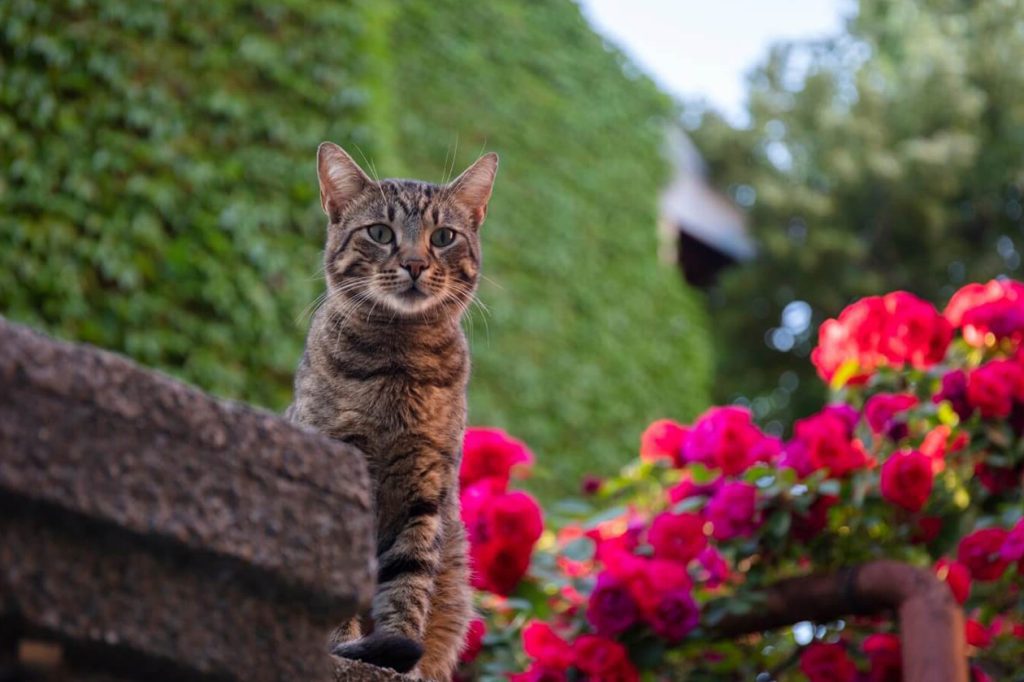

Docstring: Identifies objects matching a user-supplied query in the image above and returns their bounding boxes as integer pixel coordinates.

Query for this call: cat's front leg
[331,445,450,674]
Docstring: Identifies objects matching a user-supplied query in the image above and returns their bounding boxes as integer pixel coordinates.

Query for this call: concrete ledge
[0,317,377,681]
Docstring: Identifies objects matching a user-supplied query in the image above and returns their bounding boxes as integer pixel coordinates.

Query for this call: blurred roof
[659,128,755,269]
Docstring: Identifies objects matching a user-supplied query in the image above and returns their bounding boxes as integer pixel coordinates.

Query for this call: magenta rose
[643,588,700,643]
[705,482,761,540]
[586,572,639,636]
[648,511,707,564]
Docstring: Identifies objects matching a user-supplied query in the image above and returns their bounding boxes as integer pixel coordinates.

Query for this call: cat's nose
[401,259,428,280]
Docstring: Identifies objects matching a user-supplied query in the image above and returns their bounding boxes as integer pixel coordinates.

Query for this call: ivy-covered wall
[386,0,712,495]
[0,0,711,497]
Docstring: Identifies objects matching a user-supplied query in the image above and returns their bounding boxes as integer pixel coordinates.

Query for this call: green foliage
[690,0,1024,427]
[0,0,711,498]
[388,0,711,497]
[1,0,389,407]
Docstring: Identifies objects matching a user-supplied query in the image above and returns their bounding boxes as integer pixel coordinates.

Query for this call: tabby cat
[286,142,498,680]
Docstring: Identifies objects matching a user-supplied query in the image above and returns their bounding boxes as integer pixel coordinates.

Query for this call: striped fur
[287,143,497,681]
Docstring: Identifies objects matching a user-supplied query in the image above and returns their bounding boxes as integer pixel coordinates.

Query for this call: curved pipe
[711,560,968,682]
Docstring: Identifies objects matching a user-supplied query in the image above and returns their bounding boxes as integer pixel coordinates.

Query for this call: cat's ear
[448,152,498,228]
[317,142,372,220]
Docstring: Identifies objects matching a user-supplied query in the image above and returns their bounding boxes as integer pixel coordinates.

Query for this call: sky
[578,0,851,124]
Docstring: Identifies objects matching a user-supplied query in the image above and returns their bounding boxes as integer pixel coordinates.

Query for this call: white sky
[578,0,850,124]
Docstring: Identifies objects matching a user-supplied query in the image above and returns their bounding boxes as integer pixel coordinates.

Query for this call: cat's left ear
[448,152,498,228]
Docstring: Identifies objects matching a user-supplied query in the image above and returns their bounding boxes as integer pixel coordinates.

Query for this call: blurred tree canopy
[0,0,711,498]
[691,0,1024,429]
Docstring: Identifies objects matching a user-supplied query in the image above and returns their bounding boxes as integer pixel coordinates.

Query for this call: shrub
[458,279,1024,681]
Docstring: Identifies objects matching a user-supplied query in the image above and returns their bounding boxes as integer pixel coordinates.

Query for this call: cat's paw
[331,631,424,674]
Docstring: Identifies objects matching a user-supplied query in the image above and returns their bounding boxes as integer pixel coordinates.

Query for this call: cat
[286,141,497,680]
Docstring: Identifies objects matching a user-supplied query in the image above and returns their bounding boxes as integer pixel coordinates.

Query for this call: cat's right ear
[317,142,372,221]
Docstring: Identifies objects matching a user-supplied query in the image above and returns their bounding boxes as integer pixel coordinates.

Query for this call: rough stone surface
[333,658,412,681]
[0,317,377,681]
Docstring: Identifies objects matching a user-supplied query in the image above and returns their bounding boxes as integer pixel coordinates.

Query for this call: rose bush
[456,281,1024,681]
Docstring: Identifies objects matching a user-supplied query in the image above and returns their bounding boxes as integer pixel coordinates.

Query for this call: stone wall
[0,317,398,681]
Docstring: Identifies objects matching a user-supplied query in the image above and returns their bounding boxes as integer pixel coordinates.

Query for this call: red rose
[812,296,888,386]
[485,490,544,546]
[958,528,1011,582]
[621,558,691,613]
[966,619,993,648]
[522,621,573,668]
[975,462,1022,494]
[881,291,953,369]
[880,449,933,512]
[966,359,1024,419]
[572,635,638,682]
[934,559,971,605]
[864,392,918,440]
[648,511,707,564]
[586,572,639,636]
[460,427,534,490]
[863,633,902,682]
[470,539,532,596]
[813,292,950,387]
[705,482,761,540]
[913,516,944,544]
[799,642,857,682]
[683,406,770,476]
[945,279,1024,347]
[460,618,486,663]
[589,521,645,566]
[464,488,543,595]
[640,419,688,466]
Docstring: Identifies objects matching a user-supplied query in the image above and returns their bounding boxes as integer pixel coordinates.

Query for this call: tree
[690,0,1024,428]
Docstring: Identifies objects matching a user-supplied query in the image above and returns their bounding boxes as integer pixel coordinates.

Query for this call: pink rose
[785,409,872,478]
[1000,519,1024,562]
[695,546,731,588]
[945,279,1024,347]
[460,427,534,490]
[864,392,918,440]
[705,482,761,540]
[683,406,770,476]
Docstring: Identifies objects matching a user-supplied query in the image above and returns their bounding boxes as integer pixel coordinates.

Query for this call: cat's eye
[430,227,456,247]
[367,224,394,244]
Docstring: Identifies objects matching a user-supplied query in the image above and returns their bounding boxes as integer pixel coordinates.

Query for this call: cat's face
[316,143,498,322]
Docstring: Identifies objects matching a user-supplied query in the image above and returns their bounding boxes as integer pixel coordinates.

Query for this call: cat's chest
[310,332,468,434]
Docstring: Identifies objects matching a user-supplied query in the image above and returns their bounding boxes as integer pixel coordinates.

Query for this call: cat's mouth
[397,283,429,300]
